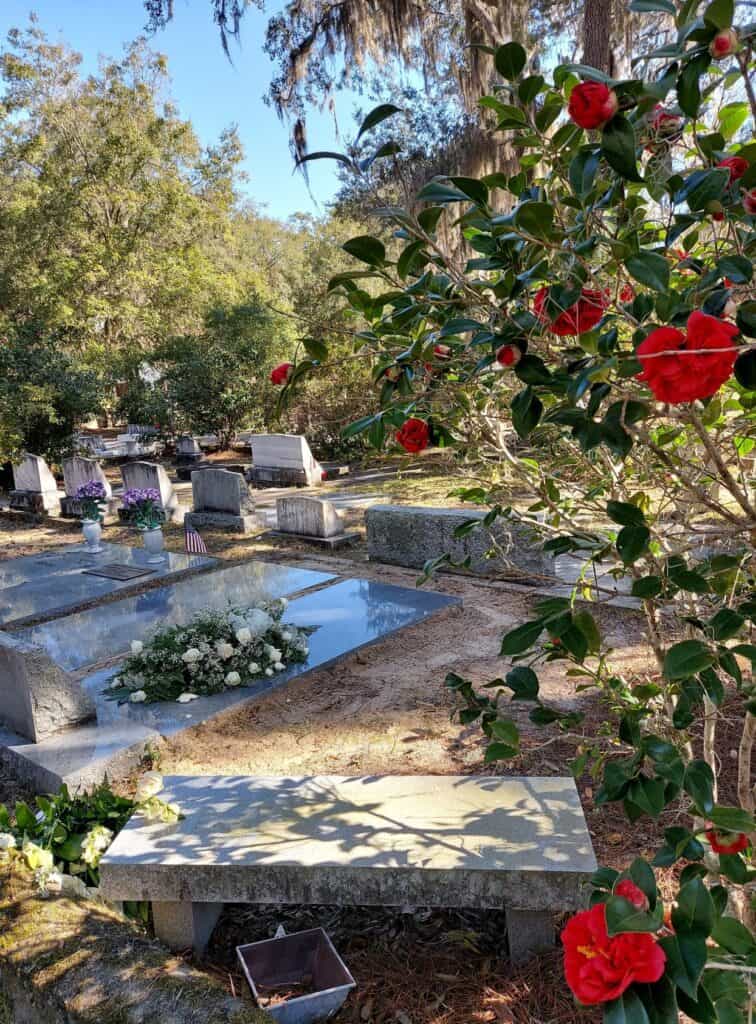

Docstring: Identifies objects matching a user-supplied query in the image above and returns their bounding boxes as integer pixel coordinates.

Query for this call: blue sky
[0,1,355,220]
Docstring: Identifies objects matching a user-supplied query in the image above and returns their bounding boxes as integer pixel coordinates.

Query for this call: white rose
[281,631,292,642]
[135,771,164,802]
[216,641,234,661]
[274,662,285,672]
[129,690,147,703]
[176,692,200,703]
[130,640,144,655]
[235,628,252,645]
[248,662,260,675]
[265,668,274,677]
[225,671,242,686]
[244,609,273,636]
[278,597,288,609]
[0,833,15,850]
[181,648,201,664]
[264,646,282,663]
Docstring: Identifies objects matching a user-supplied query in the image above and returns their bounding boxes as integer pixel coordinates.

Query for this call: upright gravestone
[249,434,323,487]
[175,436,205,481]
[9,455,61,515]
[118,461,182,524]
[274,495,358,548]
[60,457,114,518]
[184,468,257,533]
[0,632,96,742]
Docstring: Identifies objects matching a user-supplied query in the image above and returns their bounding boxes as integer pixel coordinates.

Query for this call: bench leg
[505,907,555,964]
[152,900,224,956]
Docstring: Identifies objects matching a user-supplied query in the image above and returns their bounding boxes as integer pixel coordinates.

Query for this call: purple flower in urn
[75,480,107,521]
[122,487,162,529]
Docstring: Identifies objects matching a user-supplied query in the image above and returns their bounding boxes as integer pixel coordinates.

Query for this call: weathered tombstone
[366,505,551,579]
[184,468,257,533]
[0,632,95,742]
[175,436,206,481]
[249,433,323,487]
[9,455,61,515]
[60,457,114,518]
[274,495,358,548]
[118,461,182,523]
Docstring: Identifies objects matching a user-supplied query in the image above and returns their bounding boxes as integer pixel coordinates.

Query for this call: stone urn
[81,518,103,554]
[142,525,166,564]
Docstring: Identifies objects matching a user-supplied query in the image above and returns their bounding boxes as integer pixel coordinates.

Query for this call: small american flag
[184,522,208,555]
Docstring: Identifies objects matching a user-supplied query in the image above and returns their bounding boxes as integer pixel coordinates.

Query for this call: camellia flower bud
[710,28,739,58]
[568,82,619,130]
[496,344,521,368]
[433,343,452,359]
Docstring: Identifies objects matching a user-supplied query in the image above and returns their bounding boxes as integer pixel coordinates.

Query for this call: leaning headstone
[9,455,61,515]
[60,457,114,518]
[175,436,206,482]
[274,495,358,549]
[0,632,96,742]
[249,433,323,487]
[118,461,182,523]
[366,505,551,579]
[184,468,257,533]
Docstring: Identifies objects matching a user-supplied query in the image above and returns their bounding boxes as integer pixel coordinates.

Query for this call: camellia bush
[274,0,756,1019]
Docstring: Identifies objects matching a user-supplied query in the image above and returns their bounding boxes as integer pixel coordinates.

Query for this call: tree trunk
[582,0,614,73]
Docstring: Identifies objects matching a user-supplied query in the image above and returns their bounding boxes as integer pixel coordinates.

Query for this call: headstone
[118,461,182,523]
[175,436,205,481]
[60,457,114,518]
[100,774,596,962]
[184,468,257,533]
[0,631,95,742]
[9,454,61,515]
[366,504,551,579]
[274,495,358,549]
[249,433,323,488]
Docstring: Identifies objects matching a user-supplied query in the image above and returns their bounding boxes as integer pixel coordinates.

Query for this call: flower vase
[142,525,166,564]
[81,518,103,553]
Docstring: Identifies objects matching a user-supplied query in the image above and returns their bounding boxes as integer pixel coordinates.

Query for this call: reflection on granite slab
[3,577,460,790]
[0,543,217,628]
[14,562,337,672]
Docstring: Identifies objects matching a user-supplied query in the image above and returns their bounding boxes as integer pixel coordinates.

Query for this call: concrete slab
[101,775,596,958]
[3,577,459,790]
[0,543,217,629]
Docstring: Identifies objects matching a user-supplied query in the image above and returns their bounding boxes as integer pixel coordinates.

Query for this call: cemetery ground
[0,453,733,1024]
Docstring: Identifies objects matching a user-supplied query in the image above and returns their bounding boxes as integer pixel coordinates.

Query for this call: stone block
[191,468,254,515]
[9,490,61,515]
[63,456,112,499]
[277,496,344,538]
[101,775,595,960]
[184,511,258,534]
[366,504,550,578]
[152,900,224,953]
[0,632,95,742]
[249,433,323,487]
[10,455,61,514]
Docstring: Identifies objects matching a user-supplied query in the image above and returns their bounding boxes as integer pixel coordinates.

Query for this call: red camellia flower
[636,311,739,404]
[718,155,749,183]
[744,188,756,215]
[496,344,521,367]
[568,82,619,130]
[270,362,294,385]
[433,343,452,360]
[706,828,750,855]
[615,879,649,910]
[562,904,666,1006]
[384,365,402,381]
[396,417,430,453]
[710,28,739,58]
[620,284,635,303]
[534,287,608,336]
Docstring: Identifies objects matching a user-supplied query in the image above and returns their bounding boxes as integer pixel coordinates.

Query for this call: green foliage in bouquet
[107,598,313,704]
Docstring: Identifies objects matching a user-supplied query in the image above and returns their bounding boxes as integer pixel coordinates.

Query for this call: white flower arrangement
[0,833,16,851]
[108,598,312,705]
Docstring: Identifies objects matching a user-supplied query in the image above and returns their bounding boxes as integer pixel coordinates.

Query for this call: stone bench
[366,505,551,579]
[100,774,596,963]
